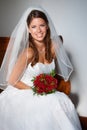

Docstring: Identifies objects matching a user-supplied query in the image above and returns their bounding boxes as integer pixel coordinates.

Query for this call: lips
[37,33,43,37]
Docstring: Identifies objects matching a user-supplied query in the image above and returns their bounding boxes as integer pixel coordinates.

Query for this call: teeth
[37,33,43,37]
[37,35,42,37]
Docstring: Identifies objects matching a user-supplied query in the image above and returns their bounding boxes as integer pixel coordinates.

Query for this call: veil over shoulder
[0,6,73,90]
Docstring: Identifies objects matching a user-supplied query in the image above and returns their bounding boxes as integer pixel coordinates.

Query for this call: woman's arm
[14,81,32,89]
[8,48,34,89]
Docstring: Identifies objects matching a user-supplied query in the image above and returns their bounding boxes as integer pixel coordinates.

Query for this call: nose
[37,27,41,33]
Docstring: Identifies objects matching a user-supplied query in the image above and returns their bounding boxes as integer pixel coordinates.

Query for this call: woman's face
[29,18,48,42]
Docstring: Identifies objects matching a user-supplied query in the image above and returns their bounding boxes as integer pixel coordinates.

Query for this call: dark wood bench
[0,37,10,92]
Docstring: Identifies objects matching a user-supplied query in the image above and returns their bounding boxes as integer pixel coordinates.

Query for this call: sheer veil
[0,6,73,90]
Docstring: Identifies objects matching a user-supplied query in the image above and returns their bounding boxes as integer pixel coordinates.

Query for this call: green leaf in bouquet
[50,69,56,77]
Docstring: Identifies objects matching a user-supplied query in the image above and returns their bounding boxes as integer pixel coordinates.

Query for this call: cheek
[30,31,37,38]
[44,28,48,34]
[29,27,35,33]
[29,30,36,36]
[41,27,47,33]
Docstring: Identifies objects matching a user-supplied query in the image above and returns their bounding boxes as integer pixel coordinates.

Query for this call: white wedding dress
[0,60,82,130]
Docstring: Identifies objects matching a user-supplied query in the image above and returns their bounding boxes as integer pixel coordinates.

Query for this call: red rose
[32,71,58,95]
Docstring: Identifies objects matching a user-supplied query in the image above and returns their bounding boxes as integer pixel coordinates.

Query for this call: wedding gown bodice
[21,60,55,87]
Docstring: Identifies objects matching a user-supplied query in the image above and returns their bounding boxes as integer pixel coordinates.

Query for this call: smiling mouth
[37,34,43,38]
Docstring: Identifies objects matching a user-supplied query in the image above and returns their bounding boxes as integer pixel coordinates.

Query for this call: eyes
[30,24,47,29]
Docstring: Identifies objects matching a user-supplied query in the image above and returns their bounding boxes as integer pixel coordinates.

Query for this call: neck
[34,41,45,52]
[38,47,45,54]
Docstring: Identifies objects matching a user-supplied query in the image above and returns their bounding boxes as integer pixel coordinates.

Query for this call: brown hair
[27,10,53,66]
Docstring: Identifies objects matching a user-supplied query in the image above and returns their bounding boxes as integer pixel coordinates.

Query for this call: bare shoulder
[20,48,34,58]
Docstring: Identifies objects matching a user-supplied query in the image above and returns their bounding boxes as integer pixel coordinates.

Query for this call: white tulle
[0,6,73,89]
[0,61,82,130]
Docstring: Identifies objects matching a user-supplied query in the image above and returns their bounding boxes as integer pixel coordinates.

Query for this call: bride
[0,6,82,130]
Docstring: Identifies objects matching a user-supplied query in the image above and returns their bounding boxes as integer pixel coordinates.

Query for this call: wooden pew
[0,37,10,92]
[0,37,9,66]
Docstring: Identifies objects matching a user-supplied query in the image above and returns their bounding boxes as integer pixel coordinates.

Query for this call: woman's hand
[9,81,32,90]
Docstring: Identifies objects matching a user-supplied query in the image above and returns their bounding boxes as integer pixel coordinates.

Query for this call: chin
[35,37,45,42]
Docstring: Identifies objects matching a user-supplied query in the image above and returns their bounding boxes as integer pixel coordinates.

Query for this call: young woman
[0,6,82,130]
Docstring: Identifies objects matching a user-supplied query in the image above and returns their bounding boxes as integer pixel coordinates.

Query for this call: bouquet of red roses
[32,70,58,95]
